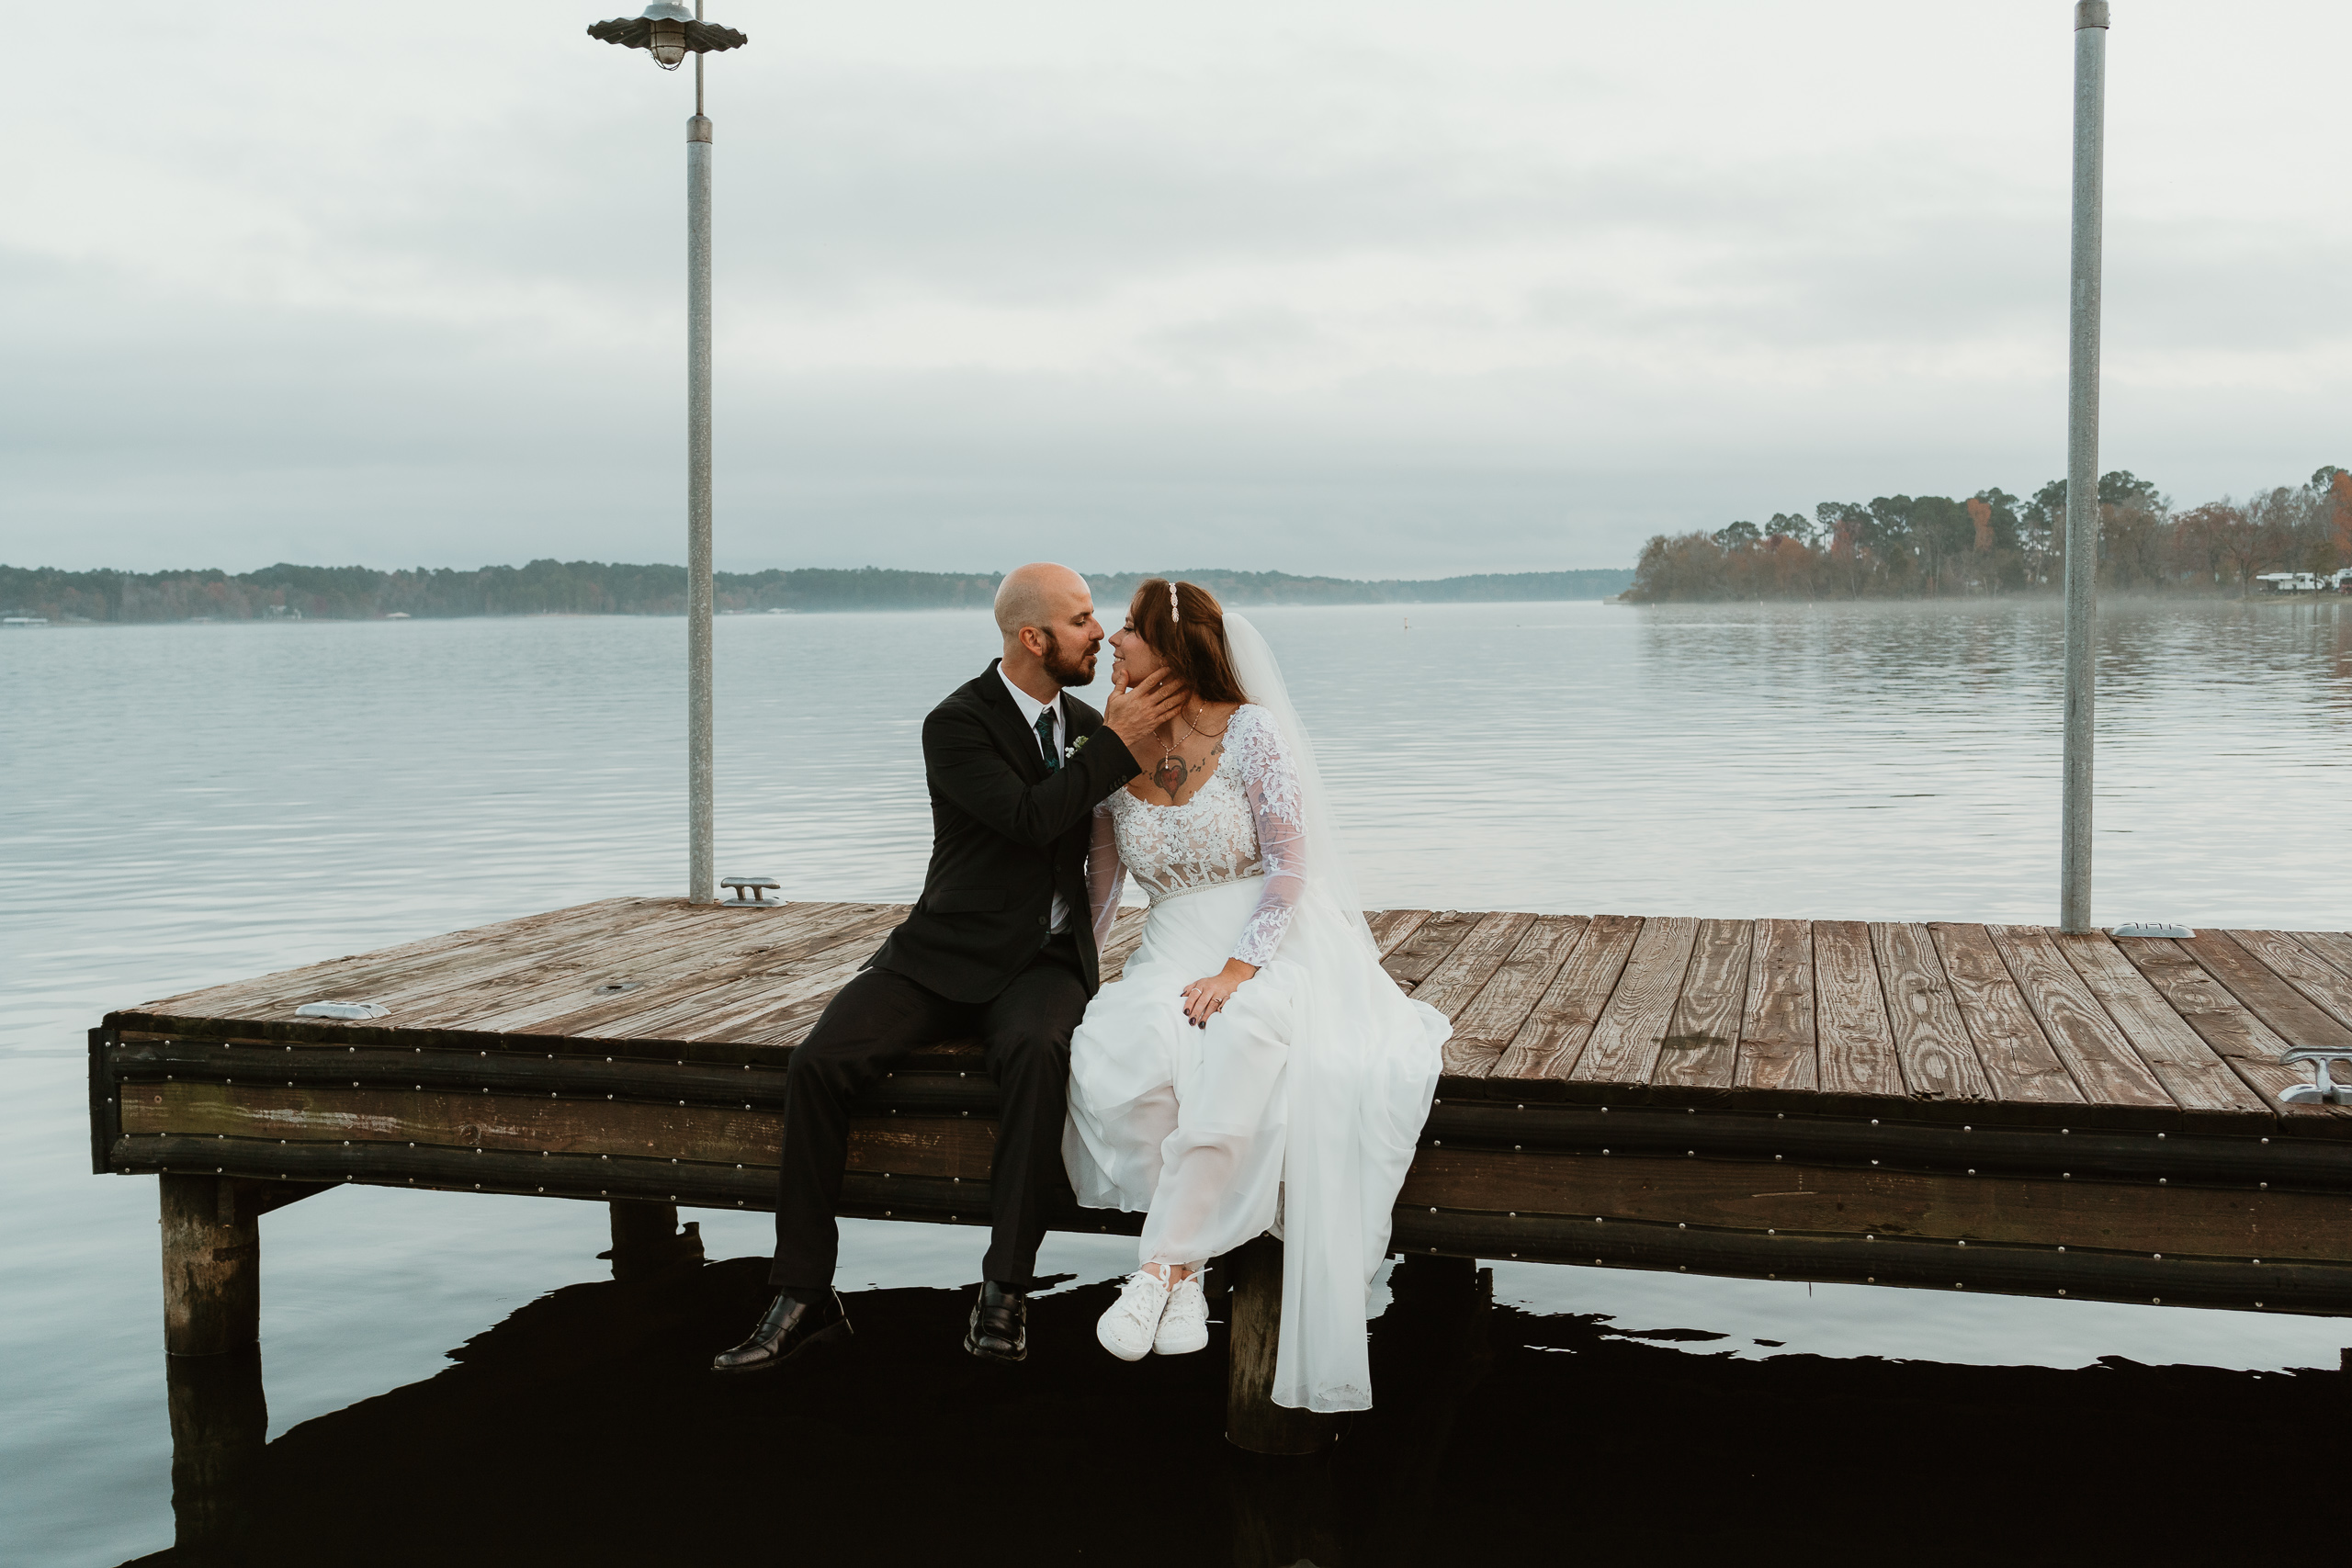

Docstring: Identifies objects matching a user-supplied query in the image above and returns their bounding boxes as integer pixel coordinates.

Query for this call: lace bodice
[1088,705,1306,968]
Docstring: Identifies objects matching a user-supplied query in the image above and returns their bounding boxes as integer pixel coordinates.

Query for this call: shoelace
[1114,1270,1169,1326]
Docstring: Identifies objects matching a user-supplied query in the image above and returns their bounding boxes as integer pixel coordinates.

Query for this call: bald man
[716,563,1189,1374]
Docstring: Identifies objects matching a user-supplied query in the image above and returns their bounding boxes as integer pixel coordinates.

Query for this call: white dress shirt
[997,664,1071,934]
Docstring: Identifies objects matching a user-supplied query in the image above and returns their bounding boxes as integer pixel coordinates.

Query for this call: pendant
[1153,755,1188,797]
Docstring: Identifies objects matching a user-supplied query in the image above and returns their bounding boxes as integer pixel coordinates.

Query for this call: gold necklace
[1151,706,1230,802]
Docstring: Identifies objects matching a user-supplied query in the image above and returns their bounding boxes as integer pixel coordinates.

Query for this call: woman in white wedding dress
[1061,579,1450,1413]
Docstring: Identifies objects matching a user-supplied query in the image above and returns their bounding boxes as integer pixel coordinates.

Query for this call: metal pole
[685,42,715,905]
[2059,1,2108,934]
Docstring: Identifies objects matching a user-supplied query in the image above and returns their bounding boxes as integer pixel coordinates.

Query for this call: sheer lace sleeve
[1087,799,1126,952]
[1230,708,1306,967]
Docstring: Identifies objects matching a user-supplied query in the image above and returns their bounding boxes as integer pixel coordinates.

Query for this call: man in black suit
[714,562,1187,1372]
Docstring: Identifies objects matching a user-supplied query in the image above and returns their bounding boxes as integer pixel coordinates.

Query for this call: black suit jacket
[867,660,1141,1002]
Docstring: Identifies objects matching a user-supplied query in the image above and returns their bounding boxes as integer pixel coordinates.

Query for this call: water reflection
[138,1243,2351,1567]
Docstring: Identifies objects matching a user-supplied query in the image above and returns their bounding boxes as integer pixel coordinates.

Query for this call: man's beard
[1040,630,1099,688]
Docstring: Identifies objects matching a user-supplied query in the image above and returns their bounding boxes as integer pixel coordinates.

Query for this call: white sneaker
[1154,1269,1210,1356]
[1097,1269,1170,1361]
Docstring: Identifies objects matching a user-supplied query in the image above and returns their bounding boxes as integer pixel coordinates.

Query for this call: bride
[1061,579,1450,1413]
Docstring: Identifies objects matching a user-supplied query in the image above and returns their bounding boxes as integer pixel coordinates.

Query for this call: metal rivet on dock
[1870,1159,1878,1166]
[1514,1145,1521,1151]
[2256,1300,2264,1308]
[1602,1148,1610,1155]
[2153,1253,2161,1259]
[2261,1137,2269,1145]
[1870,1120,1877,1126]
[1866,1235,1874,1241]
[2064,1172,2071,1179]
[1677,1223,1685,1229]
[2259,1181,2267,1188]
[2152,1297,2161,1304]
[1516,1103,1524,1111]
[1774,1155,1781,1161]
[1434,1139,1442,1146]
[1508,1212,1515,1218]
[1867,1276,1874,1283]
[1963,1125,1972,1132]
[1957,1240,1966,1247]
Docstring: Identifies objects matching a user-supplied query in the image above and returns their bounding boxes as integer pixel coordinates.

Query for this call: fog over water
[4,598,2349,1562]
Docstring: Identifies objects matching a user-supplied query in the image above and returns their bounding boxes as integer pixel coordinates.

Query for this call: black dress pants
[769,934,1087,1292]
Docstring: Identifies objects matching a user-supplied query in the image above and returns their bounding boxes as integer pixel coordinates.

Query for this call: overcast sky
[4,1,2344,577]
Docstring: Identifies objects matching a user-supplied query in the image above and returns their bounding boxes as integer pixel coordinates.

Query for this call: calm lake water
[5,598,2350,1564]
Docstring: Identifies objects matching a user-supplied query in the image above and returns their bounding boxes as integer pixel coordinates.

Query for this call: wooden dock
[92,897,2352,1442]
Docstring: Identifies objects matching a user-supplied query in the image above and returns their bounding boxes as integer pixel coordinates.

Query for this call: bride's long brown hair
[1128,579,1250,705]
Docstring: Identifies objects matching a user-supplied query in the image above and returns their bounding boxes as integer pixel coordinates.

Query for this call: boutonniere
[1064,735,1090,759]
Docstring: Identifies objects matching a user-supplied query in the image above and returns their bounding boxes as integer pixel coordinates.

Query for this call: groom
[714,562,1187,1374]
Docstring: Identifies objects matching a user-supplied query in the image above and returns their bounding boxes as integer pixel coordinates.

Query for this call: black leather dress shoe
[964,1280,1028,1363]
[711,1291,851,1375]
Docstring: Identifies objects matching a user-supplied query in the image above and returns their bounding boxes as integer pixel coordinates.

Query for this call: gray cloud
[3,0,2345,576]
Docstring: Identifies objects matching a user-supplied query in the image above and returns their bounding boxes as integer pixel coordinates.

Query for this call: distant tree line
[0,559,1634,624]
[1625,466,2352,602]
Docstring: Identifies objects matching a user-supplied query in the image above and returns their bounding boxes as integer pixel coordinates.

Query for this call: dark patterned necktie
[1035,708,1059,771]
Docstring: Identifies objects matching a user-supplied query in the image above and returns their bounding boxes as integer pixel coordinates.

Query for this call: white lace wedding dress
[1061,642,1450,1413]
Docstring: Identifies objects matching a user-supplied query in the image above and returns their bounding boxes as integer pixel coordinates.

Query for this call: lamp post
[588,2,748,907]
[2060,2,2108,933]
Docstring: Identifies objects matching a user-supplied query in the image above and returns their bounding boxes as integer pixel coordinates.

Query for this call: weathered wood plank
[1413,911,1539,1021]
[2228,929,2352,1036]
[1871,922,1991,1102]
[1736,919,1816,1093]
[120,1080,991,1179]
[527,908,908,1041]
[2182,931,2352,1057]
[1813,920,1899,1098]
[1099,906,1151,982]
[435,906,897,1038]
[2290,930,2352,984]
[1570,917,1701,1086]
[2116,937,2352,1134]
[1396,1149,2352,1263]
[1492,916,1642,1085]
[232,899,790,1036]
[1929,924,2079,1106]
[128,898,669,1024]
[1366,908,1432,961]
[1444,916,1590,1057]
[1987,926,2174,1111]
[1652,919,1748,1090]
[1412,910,1539,1078]
[2052,933,2269,1126]
[1381,910,1483,991]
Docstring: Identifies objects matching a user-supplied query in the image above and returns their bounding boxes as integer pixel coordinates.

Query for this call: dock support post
[604,1199,706,1281]
[161,1174,259,1358]
[684,79,717,907]
[2059,0,2109,934]
[1225,1235,1336,1454]
[166,1346,266,1562]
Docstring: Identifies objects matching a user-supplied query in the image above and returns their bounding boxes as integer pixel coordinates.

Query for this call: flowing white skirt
[1062,876,1449,1412]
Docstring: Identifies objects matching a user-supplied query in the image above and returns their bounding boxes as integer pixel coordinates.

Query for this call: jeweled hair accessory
[1168,581,1181,621]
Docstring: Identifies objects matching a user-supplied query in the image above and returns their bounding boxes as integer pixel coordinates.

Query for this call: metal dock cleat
[2279,1048,2352,1106]
[719,874,782,906]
